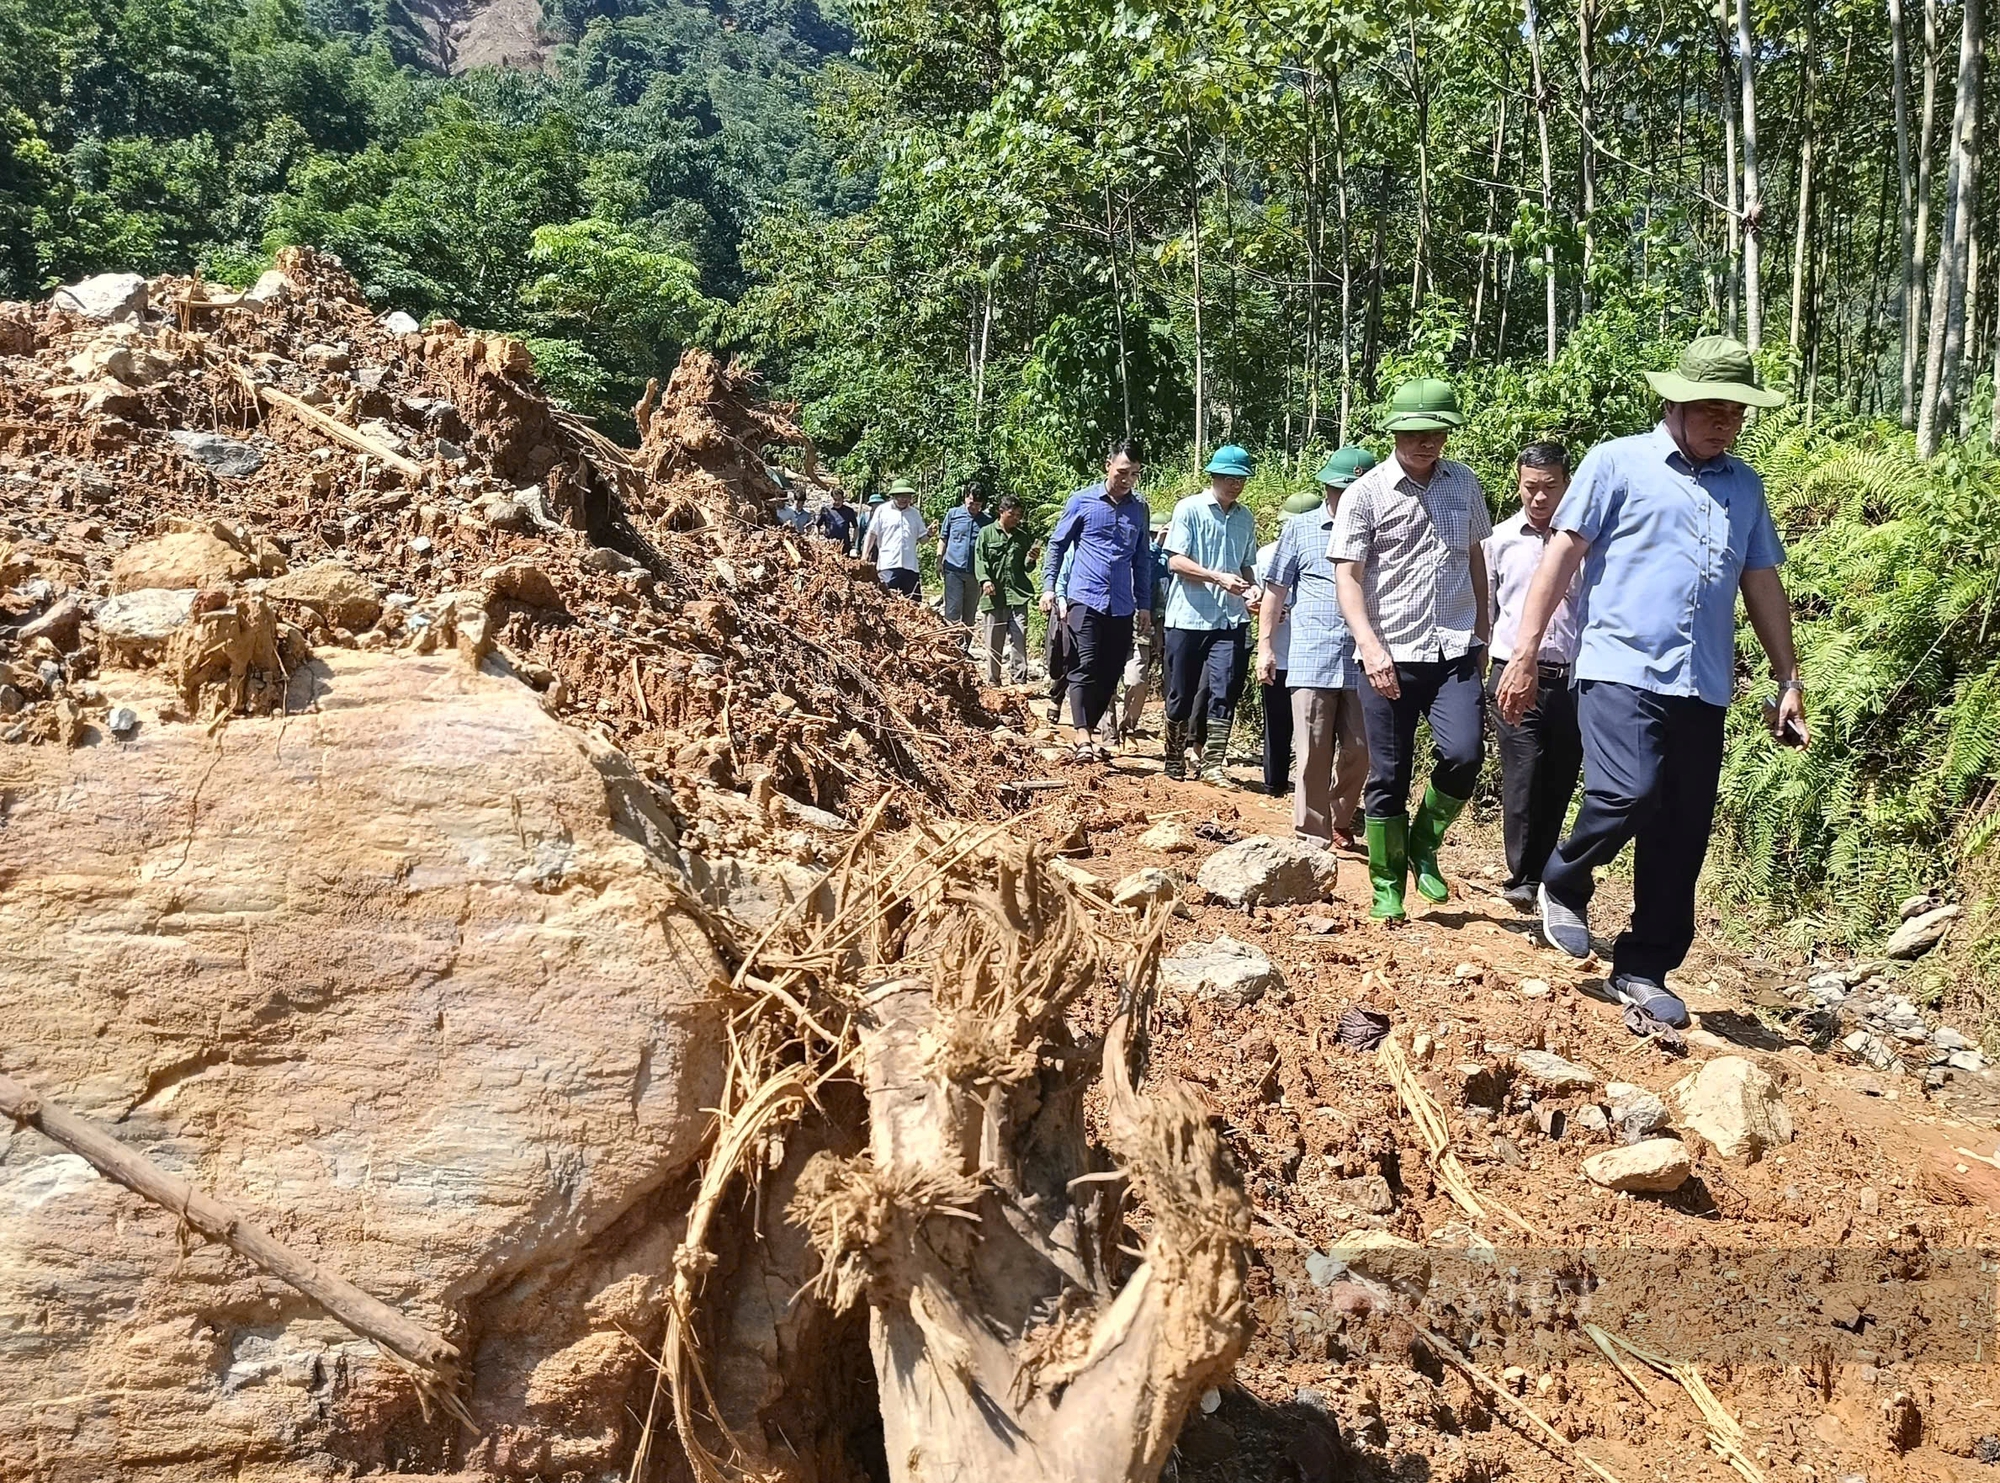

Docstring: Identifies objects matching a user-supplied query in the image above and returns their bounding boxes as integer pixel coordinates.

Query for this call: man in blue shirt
[1041,439,1153,762]
[1496,336,1808,1028]
[937,487,994,629]
[1261,447,1374,849]
[1164,445,1262,784]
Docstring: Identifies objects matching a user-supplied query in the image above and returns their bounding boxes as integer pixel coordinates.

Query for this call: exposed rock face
[0,650,735,1481]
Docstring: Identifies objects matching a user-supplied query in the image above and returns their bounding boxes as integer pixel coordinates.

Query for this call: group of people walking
[787,333,1808,1028]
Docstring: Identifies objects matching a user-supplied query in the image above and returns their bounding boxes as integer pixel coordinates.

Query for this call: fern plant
[1712,413,2000,965]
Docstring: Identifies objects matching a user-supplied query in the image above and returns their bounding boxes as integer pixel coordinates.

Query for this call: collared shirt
[1164,488,1259,630]
[777,501,811,533]
[1328,453,1492,661]
[1268,503,1359,690]
[1254,541,1290,665]
[938,505,994,572]
[1557,422,1784,706]
[865,503,928,573]
[1484,510,1583,666]
[815,503,859,553]
[1042,483,1153,617]
[974,520,1037,610]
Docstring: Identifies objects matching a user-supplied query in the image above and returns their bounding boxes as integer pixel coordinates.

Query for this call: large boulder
[0,650,743,1481]
[50,272,148,323]
[1197,834,1338,907]
[110,531,258,594]
[1670,1056,1794,1161]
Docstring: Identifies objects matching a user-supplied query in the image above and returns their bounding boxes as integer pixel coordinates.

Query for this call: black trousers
[1261,672,1293,793]
[1357,651,1485,818]
[1163,627,1249,727]
[1065,605,1134,732]
[1542,680,1727,983]
[878,568,921,597]
[1487,662,1584,888]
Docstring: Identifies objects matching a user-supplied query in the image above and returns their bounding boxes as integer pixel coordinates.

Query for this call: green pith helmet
[1316,446,1377,487]
[1643,336,1787,408]
[885,476,919,498]
[1383,377,1464,432]
[1281,490,1323,515]
[1150,510,1171,532]
[866,491,887,504]
[1204,444,1255,478]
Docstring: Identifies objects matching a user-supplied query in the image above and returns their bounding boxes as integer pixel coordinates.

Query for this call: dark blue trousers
[1065,605,1134,731]
[1261,671,1293,793]
[1357,651,1485,817]
[879,568,921,597]
[1541,680,1727,983]
[1163,626,1249,726]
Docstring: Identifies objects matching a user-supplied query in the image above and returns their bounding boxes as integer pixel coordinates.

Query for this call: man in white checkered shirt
[1331,376,1493,920]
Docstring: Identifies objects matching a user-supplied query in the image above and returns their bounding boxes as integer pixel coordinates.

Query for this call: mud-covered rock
[1160,934,1284,1008]
[1671,1056,1794,1161]
[1582,1137,1691,1192]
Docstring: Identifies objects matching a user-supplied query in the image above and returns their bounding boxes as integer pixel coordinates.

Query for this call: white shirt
[866,504,929,573]
[1254,541,1291,668]
[1483,510,1583,665]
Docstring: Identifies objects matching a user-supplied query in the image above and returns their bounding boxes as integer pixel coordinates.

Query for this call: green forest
[10,0,2000,989]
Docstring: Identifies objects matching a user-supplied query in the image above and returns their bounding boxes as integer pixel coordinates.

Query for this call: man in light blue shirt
[1163,445,1261,784]
[1496,336,1808,1028]
[1261,447,1374,849]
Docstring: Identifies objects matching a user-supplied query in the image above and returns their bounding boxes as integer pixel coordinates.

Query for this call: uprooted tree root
[637,809,1254,1483]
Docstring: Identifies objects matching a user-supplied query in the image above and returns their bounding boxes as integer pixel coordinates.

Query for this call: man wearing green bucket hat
[1261,447,1376,850]
[1162,444,1262,783]
[1495,335,1805,1031]
[1332,380,1493,920]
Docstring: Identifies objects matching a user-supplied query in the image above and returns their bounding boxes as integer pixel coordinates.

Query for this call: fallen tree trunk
[0,1069,465,1410]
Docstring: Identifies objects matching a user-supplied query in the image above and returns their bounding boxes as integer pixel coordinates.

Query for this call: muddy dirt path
[1009,719,2000,1483]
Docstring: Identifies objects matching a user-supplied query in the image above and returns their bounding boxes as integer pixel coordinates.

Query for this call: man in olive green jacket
[975,494,1038,684]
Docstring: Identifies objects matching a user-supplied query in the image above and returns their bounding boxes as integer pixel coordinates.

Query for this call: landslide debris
[0,250,1030,847]
[1,256,1253,1483]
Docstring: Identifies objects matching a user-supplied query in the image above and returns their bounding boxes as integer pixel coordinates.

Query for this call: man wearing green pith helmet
[1162,445,1261,784]
[1331,380,1493,920]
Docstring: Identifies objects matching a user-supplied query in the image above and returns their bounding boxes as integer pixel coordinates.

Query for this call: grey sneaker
[1499,881,1538,911]
[1610,973,1690,1028]
[1538,882,1591,958]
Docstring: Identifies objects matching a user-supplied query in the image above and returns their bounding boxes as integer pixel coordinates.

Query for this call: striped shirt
[1328,453,1492,662]
[1268,504,1359,690]
[1484,510,1583,666]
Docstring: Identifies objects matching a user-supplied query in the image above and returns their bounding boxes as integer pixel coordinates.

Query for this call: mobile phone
[1761,696,1808,748]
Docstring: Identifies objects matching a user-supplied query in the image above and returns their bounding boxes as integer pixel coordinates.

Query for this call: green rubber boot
[1365,814,1409,920]
[1198,726,1236,787]
[1408,785,1471,903]
[1162,719,1190,781]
